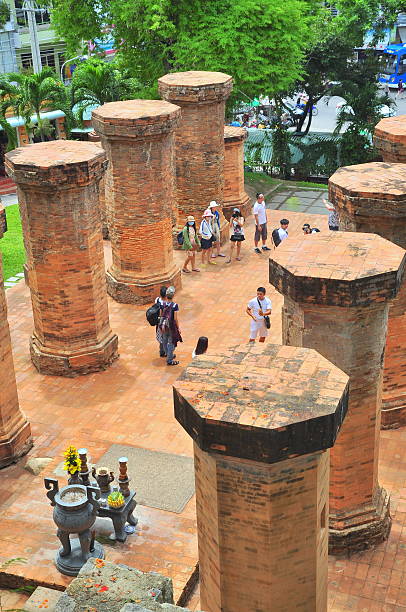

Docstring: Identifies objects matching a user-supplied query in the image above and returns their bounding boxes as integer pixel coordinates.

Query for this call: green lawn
[0,204,25,282]
[244,170,326,190]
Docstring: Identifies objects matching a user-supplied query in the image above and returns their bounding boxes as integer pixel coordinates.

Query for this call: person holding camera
[227,207,245,263]
[246,287,272,343]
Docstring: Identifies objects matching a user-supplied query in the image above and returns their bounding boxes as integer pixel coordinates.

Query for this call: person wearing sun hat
[199,209,216,266]
[181,215,201,273]
[208,200,225,258]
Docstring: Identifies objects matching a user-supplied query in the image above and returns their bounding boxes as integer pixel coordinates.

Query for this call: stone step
[24,585,64,611]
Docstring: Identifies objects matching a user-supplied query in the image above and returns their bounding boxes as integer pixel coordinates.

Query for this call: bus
[379,44,406,88]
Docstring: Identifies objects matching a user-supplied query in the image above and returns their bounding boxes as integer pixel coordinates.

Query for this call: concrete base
[223,194,251,221]
[381,402,406,429]
[30,333,119,377]
[106,265,181,305]
[329,487,391,556]
[56,538,104,577]
[0,420,33,469]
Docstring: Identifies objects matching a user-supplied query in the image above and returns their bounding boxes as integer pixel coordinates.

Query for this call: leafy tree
[0,0,10,27]
[70,57,141,121]
[331,53,393,166]
[0,67,67,142]
[293,0,399,134]
[51,0,317,99]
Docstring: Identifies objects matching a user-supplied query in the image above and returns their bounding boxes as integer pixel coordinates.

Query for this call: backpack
[159,302,174,333]
[271,228,281,248]
[146,301,161,326]
[177,231,184,246]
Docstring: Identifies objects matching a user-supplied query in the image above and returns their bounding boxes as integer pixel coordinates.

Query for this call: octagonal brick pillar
[329,163,406,428]
[5,140,118,377]
[0,253,32,467]
[93,100,182,304]
[158,71,233,242]
[374,115,406,163]
[174,343,349,612]
[269,232,406,555]
[0,201,6,237]
[88,130,109,240]
[223,125,250,220]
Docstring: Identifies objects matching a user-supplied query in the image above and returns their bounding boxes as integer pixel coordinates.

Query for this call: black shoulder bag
[257,298,271,329]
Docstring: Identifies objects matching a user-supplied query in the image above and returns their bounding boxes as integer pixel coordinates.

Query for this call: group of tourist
[154,191,340,366]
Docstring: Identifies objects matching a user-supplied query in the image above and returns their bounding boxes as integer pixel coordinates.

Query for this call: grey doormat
[97,444,195,514]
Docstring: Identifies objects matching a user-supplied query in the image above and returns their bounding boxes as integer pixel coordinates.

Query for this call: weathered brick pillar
[0,253,32,467]
[374,115,406,162]
[269,232,406,555]
[88,130,108,239]
[5,140,118,377]
[92,100,182,304]
[223,126,250,220]
[329,162,406,428]
[0,201,6,237]
[174,343,349,612]
[158,71,233,241]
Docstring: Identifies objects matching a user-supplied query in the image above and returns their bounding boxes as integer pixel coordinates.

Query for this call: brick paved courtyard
[0,208,405,611]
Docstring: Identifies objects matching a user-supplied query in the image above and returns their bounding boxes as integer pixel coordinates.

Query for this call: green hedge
[0,204,25,282]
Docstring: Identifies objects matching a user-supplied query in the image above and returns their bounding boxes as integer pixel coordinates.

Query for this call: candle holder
[118,456,130,498]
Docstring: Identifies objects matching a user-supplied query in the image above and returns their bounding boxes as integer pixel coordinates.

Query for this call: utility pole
[22,0,42,73]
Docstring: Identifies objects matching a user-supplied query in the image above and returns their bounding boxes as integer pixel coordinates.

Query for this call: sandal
[226,259,232,264]
[182,268,191,273]
[192,268,200,272]
[236,257,242,261]
[167,360,179,366]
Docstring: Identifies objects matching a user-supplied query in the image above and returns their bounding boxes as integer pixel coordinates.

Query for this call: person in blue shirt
[208,201,225,259]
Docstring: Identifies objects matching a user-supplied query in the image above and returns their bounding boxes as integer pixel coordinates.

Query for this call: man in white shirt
[246,287,272,343]
[253,193,271,254]
[272,218,289,247]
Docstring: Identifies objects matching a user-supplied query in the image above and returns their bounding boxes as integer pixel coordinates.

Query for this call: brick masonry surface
[175,343,349,612]
[0,210,405,611]
[329,162,406,428]
[5,140,118,377]
[269,231,406,555]
[0,253,32,467]
[88,131,109,240]
[93,100,182,304]
[0,202,6,237]
[158,71,233,242]
[223,126,250,219]
[374,116,406,163]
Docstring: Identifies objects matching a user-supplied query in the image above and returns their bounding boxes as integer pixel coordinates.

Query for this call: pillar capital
[329,162,406,219]
[175,343,348,464]
[374,115,406,162]
[5,140,107,189]
[158,70,233,105]
[269,232,405,307]
[224,125,248,144]
[92,99,181,140]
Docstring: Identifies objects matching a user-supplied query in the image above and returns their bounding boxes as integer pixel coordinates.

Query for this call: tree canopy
[51,0,316,97]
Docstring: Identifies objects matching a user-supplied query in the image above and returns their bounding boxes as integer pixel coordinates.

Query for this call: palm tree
[71,57,141,122]
[0,67,68,143]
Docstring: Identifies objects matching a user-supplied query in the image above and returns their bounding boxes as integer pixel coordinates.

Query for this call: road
[287,92,406,133]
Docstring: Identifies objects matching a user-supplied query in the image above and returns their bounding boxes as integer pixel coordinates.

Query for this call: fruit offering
[107,491,125,508]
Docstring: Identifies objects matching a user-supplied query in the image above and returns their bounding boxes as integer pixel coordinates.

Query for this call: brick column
[0,201,6,237]
[0,253,32,467]
[92,100,182,304]
[5,140,118,377]
[87,131,108,239]
[174,343,349,612]
[158,71,233,242]
[223,126,250,220]
[374,115,406,162]
[329,163,406,428]
[269,232,406,554]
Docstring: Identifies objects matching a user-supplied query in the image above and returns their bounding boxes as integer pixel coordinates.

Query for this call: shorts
[230,235,245,242]
[329,225,339,231]
[250,319,268,339]
[254,222,268,242]
[200,237,213,250]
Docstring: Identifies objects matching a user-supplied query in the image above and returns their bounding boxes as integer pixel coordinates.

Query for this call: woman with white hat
[181,216,201,273]
[199,209,216,266]
[208,201,225,259]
